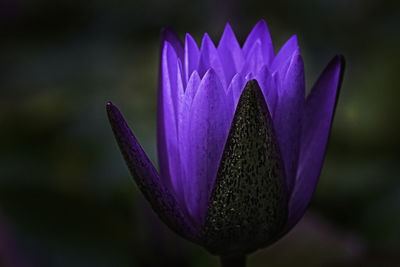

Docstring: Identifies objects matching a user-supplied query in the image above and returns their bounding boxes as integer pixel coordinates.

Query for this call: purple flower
[107,20,344,256]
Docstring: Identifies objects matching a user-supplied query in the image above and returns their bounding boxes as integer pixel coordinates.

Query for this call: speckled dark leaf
[106,102,200,243]
[203,80,288,255]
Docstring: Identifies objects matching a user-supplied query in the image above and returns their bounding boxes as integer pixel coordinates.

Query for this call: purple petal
[226,73,245,115]
[178,71,201,139]
[170,60,187,204]
[185,69,230,225]
[271,35,299,73]
[178,71,201,206]
[243,19,274,67]
[217,23,244,83]
[184,33,200,83]
[161,27,184,61]
[285,55,345,232]
[245,72,254,80]
[157,34,179,207]
[159,42,184,201]
[177,59,186,95]
[107,102,199,241]
[241,40,265,76]
[273,53,305,195]
[162,42,181,114]
[198,33,227,87]
[255,66,278,117]
[183,71,201,107]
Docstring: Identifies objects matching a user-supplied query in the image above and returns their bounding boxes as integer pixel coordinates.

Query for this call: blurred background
[1,0,399,266]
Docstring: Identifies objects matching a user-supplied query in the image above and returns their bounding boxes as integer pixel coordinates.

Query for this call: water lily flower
[107,19,344,264]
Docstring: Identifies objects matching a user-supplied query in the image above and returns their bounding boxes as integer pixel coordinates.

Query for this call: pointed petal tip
[288,34,299,46]
[249,19,270,35]
[106,103,130,135]
[199,33,215,53]
[201,32,214,45]
[185,32,197,44]
[106,100,116,107]
[326,55,345,72]
[162,40,181,62]
[219,23,235,41]
[160,27,183,60]
[106,102,125,128]
[331,54,345,67]
[106,101,114,116]
[252,19,271,33]
[256,18,268,26]
[163,40,172,50]
[331,54,346,107]
[160,27,180,46]
[106,101,117,113]
[336,54,346,81]
[185,32,195,42]
[201,67,217,80]
[316,55,345,82]
[243,19,274,63]
[224,22,233,31]
[199,68,223,86]
[205,67,215,75]
[325,54,346,92]
[189,69,200,80]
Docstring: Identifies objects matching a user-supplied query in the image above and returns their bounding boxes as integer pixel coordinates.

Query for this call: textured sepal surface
[106,102,200,242]
[203,80,288,255]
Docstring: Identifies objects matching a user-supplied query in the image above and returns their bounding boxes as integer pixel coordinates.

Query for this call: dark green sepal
[203,80,288,255]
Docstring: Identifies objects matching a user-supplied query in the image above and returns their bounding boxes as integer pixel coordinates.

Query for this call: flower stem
[220,254,247,267]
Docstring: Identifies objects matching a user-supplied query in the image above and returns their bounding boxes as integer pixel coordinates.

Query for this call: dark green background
[1,0,399,266]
